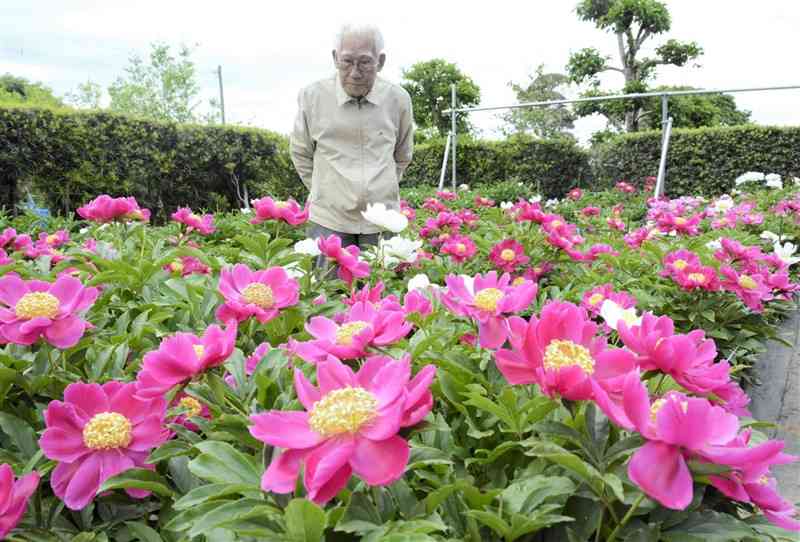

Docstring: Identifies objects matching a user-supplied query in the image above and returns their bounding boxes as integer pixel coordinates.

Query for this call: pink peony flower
[38,230,70,248]
[581,206,601,217]
[135,321,237,399]
[165,256,211,277]
[12,234,32,253]
[474,195,495,208]
[0,274,99,348]
[441,271,538,349]
[403,289,433,318]
[672,264,720,291]
[422,198,447,213]
[343,282,402,312]
[621,374,787,510]
[616,181,636,193]
[0,464,39,539]
[171,207,216,235]
[251,197,309,226]
[169,392,212,432]
[249,355,434,504]
[0,249,12,266]
[317,234,370,286]
[216,264,300,324]
[436,190,457,201]
[39,381,168,510]
[399,201,416,221]
[494,301,636,401]
[660,249,702,278]
[581,284,636,317]
[440,235,477,263]
[720,265,772,312]
[0,227,16,248]
[489,239,530,273]
[293,302,411,362]
[77,195,150,223]
[568,188,583,200]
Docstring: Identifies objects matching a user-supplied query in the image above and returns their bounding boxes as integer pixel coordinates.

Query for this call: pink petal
[249,411,322,449]
[359,395,404,441]
[304,438,355,504]
[349,435,410,486]
[63,454,103,510]
[39,427,89,462]
[628,441,693,510]
[317,356,356,394]
[363,359,409,408]
[262,448,309,494]
[65,383,109,420]
[44,316,87,348]
[0,275,28,307]
[293,369,321,411]
[306,317,338,341]
[494,348,537,385]
[477,317,508,349]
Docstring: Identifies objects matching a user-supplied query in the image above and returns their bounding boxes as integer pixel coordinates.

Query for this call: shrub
[0,106,299,218]
[593,125,800,195]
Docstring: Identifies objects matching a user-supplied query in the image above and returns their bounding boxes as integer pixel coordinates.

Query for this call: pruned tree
[566,0,703,132]
[501,65,576,139]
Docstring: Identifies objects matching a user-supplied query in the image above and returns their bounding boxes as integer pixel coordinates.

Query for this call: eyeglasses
[336,58,377,72]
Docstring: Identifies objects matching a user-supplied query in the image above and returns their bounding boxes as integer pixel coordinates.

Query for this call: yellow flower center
[15,292,60,320]
[543,339,594,374]
[178,396,203,418]
[473,288,504,312]
[758,475,770,486]
[336,321,370,345]
[82,412,133,450]
[588,293,605,306]
[453,243,466,254]
[274,201,289,209]
[500,249,516,262]
[170,261,184,273]
[687,273,707,284]
[512,277,525,286]
[127,210,144,220]
[718,218,728,225]
[675,217,687,225]
[242,283,275,309]
[533,266,542,274]
[550,220,563,228]
[193,344,205,359]
[649,398,667,424]
[402,209,412,217]
[673,259,687,270]
[738,275,758,290]
[46,234,59,244]
[308,387,378,437]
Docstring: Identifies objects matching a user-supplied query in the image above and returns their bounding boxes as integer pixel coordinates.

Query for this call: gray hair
[333,24,385,56]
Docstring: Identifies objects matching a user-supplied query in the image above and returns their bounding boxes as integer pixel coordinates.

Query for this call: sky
[2,1,799,145]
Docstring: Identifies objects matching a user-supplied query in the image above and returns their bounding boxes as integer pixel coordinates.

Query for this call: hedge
[593,125,800,195]
[0,106,303,219]
[403,135,592,197]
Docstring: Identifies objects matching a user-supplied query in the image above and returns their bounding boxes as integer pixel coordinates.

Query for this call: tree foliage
[0,74,65,109]
[501,65,576,139]
[567,0,703,132]
[106,42,215,123]
[401,58,481,139]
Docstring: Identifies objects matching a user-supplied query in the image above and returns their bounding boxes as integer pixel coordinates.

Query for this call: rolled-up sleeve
[394,94,414,182]
[290,90,314,190]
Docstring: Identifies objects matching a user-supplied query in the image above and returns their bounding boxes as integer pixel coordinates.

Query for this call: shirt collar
[335,74,385,107]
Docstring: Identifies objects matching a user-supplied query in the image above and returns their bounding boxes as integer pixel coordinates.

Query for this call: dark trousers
[308,222,382,270]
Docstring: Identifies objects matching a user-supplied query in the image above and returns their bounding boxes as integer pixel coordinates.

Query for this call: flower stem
[606,493,645,542]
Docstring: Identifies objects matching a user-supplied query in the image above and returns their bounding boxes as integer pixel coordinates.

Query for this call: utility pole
[217,65,226,124]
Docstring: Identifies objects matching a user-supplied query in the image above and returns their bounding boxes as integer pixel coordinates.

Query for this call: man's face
[332,34,385,98]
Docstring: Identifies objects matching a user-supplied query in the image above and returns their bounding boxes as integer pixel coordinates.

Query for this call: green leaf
[285,498,327,542]
[466,510,510,538]
[187,499,272,538]
[661,511,755,541]
[188,441,261,485]
[173,483,262,510]
[97,468,173,497]
[501,475,575,515]
[124,521,163,542]
[0,412,38,457]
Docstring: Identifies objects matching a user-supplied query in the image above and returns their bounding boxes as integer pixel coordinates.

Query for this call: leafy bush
[593,125,800,195]
[0,106,298,218]
[403,135,592,197]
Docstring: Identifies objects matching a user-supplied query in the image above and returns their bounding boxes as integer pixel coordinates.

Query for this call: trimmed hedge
[593,125,800,195]
[403,135,592,197]
[0,106,302,218]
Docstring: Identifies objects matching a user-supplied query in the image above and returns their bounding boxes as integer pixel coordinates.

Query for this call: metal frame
[438,84,800,197]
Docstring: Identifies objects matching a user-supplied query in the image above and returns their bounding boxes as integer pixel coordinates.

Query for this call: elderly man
[290,24,414,251]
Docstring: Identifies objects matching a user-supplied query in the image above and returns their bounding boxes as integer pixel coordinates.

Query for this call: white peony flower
[379,236,422,267]
[530,194,543,203]
[706,238,723,251]
[79,227,89,235]
[500,201,514,210]
[734,171,765,186]
[600,300,642,331]
[765,173,783,189]
[240,208,252,214]
[708,195,734,215]
[761,230,781,243]
[362,203,408,233]
[284,262,305,280]
[544,198,559,208]
[407,273,431,291]
[294,238,321,256]
[458,184,470,191]
[774,242,800,267]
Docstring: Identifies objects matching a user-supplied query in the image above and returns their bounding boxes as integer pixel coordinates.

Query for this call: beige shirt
[290,74,414,234]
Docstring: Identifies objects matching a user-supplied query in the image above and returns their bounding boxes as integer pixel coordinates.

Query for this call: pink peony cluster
[317,234,371,286]
[250,197,309,226]
[171,207,216,235]
[0,464,39,539]
[216,263,300,324]
[489,239,530,273]
[77,195,150,223]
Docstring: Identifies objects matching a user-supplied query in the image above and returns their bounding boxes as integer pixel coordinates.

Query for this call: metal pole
[655,118,673,198]
[217,65,226,124]
[450,83,457,191]
[438,132,452,190]
[442,84,800,114]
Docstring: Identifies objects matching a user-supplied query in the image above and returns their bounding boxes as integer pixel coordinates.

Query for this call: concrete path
[748,310,800,503]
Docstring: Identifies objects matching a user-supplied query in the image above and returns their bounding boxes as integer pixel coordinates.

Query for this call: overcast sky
[2,1,799,144]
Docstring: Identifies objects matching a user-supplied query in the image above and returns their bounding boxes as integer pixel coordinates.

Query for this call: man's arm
[290,89,314,190]
[394,93,414,182]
